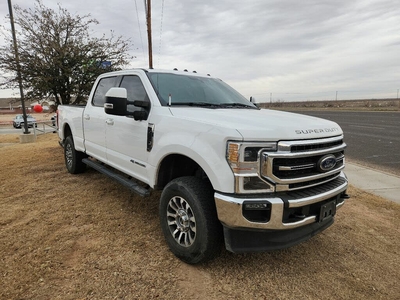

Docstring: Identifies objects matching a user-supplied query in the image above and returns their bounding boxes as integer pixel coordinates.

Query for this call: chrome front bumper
[215,172,348,231]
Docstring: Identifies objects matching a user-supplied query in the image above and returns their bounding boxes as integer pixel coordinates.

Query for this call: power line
[157,0,165,68]
[134,0,146,64]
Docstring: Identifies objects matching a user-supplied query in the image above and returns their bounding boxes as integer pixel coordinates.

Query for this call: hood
[169,108,343,141]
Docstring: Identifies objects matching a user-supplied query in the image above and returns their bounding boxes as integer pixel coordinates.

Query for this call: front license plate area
[319,200,336,222]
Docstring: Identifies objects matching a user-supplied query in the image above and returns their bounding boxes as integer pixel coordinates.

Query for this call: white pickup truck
[58,68,349,264]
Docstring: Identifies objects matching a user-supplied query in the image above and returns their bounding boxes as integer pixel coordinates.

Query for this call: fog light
[243,201,271,222]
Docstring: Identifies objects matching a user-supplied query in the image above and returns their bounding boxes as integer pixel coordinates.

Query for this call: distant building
[0,98,55,112]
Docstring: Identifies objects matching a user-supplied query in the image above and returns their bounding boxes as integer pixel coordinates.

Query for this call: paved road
[0,128,29,134]
[296,111,400,176]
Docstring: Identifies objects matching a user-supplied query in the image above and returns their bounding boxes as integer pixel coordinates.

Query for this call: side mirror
[133,110,148,121]
[133,100,150,108]
[104,87,128,116]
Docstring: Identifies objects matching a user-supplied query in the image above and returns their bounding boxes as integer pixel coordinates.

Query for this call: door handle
[106,119,114,125]
[84,114,90,120]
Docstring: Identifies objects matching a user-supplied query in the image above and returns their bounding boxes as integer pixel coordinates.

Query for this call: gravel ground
[0,134,399,300]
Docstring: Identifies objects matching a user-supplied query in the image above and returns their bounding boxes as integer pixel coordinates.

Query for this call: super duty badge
[295,127,340,134]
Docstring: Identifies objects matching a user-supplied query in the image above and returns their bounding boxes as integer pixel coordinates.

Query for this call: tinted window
[120,75,149,113]
[147,73,254,107]
[92,77,116,107]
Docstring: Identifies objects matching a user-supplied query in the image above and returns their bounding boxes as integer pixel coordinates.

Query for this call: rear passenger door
[83,76,117,161]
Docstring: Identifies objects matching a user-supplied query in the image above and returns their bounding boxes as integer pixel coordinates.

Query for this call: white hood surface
[169,108,343,141]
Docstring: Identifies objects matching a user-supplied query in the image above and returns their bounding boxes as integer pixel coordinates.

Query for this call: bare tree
[0,0,133,106]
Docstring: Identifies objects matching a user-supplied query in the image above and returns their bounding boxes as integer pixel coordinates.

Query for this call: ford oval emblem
[318,154,337,172]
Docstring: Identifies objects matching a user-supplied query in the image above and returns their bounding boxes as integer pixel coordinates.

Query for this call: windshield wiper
[169,102,221,108]
[218,103,257,109]
[169,102,257,109]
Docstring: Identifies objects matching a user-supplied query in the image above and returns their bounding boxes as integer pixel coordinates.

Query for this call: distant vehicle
[13,114,37,129]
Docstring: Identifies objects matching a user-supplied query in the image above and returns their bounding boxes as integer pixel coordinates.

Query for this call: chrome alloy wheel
[65,142,73,169]
[167,196,196,247]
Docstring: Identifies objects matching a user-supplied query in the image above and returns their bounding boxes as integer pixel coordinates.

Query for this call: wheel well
[156,154,209,190]
[63,124,72,139]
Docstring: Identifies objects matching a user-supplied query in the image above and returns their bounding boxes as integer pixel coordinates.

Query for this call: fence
[28,120,57,137]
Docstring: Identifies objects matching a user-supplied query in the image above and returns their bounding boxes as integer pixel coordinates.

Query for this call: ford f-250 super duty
[58,68,349,264]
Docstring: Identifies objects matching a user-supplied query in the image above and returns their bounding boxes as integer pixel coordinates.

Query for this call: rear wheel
[64,136,87,174]
[159,176,222,264]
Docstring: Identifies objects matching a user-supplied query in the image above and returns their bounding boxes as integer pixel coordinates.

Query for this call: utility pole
[7,0,29,134]
[146,0,153,69]
[336,91,338,101]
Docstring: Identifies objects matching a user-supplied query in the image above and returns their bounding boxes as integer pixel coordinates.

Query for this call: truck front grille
[290,139,343,153]
[273,151,344,179]
[260,136,346,192]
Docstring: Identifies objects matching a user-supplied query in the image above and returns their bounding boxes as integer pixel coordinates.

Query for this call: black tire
[159,176,222,264]
[64,135,87,174]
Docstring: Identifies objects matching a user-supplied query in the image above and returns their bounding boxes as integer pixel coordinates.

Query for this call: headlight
[226,141,277,193]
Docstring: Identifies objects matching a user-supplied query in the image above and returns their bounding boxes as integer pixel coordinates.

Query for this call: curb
[345,162,400,204]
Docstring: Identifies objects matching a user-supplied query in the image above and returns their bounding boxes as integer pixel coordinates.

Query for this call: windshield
[147,72,256,109]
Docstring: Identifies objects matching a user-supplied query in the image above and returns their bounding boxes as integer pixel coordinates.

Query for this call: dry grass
[1,134,399,299]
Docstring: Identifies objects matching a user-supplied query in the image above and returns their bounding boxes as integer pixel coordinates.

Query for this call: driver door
[105,74,151,183]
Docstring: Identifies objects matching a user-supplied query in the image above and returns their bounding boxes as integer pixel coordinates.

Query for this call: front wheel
[159,176,222,264]
[64,136,87,174]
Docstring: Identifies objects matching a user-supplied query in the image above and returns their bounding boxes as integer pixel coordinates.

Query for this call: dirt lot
[1,133,399,300]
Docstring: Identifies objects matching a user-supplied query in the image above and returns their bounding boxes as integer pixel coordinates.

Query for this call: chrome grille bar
[259,135,346,192]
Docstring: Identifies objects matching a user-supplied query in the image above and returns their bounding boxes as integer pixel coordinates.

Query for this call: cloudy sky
[1,0,400,102]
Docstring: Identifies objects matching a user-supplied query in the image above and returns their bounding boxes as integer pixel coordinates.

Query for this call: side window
[120,75,149,113]
[92,76,117,107]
